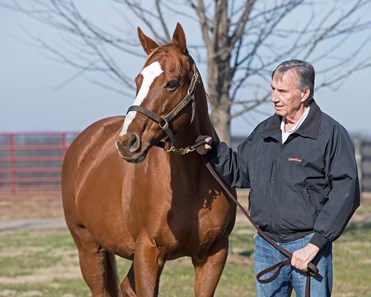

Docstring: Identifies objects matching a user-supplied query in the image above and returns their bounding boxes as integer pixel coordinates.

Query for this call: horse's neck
[174,84,216,149]
[194,84,217,138]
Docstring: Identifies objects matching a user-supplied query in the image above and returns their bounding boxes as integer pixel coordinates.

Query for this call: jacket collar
[262,99,322,142]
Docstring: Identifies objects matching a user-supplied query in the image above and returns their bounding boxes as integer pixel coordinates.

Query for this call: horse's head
[115,23,201,163]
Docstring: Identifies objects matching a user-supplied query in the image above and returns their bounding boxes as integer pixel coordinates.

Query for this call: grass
[0,226,255,297]
[332,223,371,296]
[0,221,370,297]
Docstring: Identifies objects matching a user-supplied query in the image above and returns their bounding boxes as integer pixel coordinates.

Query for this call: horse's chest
[164,205,231,248]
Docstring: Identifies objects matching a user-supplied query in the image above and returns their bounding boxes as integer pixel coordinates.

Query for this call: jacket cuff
[203,140,219,161]
[310,232,330,249]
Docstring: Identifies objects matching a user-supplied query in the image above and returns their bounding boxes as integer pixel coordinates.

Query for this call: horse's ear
[172,23,187,55]
[137,27,159,55]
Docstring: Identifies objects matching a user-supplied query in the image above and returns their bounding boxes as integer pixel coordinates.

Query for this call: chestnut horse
[62,23,236,297]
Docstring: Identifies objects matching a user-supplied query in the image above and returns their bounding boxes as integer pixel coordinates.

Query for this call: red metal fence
[0,132,78,195]
[1,132,370,195]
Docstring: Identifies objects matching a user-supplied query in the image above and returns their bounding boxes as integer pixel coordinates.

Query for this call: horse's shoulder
[63,116,124,180]
[70,116,123,147]
[84,116,125,136]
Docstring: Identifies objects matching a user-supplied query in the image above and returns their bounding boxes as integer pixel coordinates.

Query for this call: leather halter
[126,57,200,153]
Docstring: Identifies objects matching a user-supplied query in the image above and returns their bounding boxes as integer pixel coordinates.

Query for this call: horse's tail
[104,251,120,296]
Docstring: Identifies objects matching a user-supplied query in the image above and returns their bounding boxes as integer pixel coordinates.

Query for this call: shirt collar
[280,106,310,133]
[281,106,310,143]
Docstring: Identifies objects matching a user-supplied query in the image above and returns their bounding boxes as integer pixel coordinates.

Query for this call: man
[196,59,360,296]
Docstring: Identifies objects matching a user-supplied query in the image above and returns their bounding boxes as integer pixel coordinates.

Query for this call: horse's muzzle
[115,134,148,163]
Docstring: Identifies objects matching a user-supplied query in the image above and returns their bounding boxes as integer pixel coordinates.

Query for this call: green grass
[332,223,371,296]
[0,222,370,296]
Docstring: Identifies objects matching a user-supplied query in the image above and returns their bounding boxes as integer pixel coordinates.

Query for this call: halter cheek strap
[127,104,177,145]
[126,58,200,148]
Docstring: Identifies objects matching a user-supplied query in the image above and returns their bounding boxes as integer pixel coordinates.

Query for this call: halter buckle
[159,117,169,131]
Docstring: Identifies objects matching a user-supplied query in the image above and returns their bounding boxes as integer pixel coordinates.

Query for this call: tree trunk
[207,50,233,145]
[206,0,232,145]
[210,101,231,145]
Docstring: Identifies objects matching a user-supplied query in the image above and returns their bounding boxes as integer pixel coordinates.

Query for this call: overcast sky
[1,3,370,138]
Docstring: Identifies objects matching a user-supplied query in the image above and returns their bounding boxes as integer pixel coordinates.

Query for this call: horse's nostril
[129,133,141,153]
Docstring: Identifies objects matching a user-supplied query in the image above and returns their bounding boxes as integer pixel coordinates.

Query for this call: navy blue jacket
[208,100,360,249]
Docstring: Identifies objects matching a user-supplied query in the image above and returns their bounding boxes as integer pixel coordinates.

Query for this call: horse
[62,23,236,297]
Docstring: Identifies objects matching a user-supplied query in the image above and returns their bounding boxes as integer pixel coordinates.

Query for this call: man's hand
[195,135,212,155]
[291,243,320,272]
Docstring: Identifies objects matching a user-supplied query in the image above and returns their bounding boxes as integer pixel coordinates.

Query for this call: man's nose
[271,90,279,102]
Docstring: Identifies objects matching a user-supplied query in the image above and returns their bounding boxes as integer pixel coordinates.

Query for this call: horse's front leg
[133,236,165,297]
[192,238,229,297]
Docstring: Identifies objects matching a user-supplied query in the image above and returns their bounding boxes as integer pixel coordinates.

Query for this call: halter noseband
[126,57,200,153]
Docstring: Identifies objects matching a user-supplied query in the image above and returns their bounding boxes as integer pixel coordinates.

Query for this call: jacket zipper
[269,141,281,233]
[269,137,292,234]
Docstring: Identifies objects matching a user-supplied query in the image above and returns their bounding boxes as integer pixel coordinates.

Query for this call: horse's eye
[166,80,179,91]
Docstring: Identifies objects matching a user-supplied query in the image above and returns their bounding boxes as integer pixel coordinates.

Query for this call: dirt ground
[0,191,370,221]
[0,194,64,220]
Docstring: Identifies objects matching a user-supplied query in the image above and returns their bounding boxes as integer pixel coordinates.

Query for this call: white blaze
[119,61,163,136]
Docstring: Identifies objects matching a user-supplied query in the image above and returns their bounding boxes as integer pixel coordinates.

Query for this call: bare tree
[3,0,371,143]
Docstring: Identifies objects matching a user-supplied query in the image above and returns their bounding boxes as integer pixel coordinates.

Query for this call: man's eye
[166,80,179,91]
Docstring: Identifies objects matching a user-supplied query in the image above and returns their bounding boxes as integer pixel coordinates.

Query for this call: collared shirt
[281,106,310,143]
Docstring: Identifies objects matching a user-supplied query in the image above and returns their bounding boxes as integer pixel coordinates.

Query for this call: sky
[1,2,371,138]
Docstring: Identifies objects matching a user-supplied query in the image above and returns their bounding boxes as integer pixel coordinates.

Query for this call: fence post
[61,133,68,157]
[8,133,16,195]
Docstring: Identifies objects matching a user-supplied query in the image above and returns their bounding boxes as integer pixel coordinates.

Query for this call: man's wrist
[310,232,329,249]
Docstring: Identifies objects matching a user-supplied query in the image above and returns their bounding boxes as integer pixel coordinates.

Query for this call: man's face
[271,69,307,120]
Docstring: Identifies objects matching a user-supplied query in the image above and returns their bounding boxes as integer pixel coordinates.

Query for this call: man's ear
[301,88,310,102]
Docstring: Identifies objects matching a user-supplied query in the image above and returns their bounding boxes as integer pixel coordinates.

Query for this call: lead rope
[188,139,318,297]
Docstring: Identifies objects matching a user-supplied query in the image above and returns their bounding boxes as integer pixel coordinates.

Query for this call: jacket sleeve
[205,138,251,188]
[310,125,360,249]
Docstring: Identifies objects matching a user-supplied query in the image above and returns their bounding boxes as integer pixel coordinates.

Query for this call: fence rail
[1,132,370,195]
[0,132,78,195]
[358,139,371,192]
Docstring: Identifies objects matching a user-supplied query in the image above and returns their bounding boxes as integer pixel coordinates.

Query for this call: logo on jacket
[288,156,303,164]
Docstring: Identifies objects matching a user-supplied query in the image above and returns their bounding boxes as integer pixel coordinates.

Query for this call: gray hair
[272,59,315,100]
